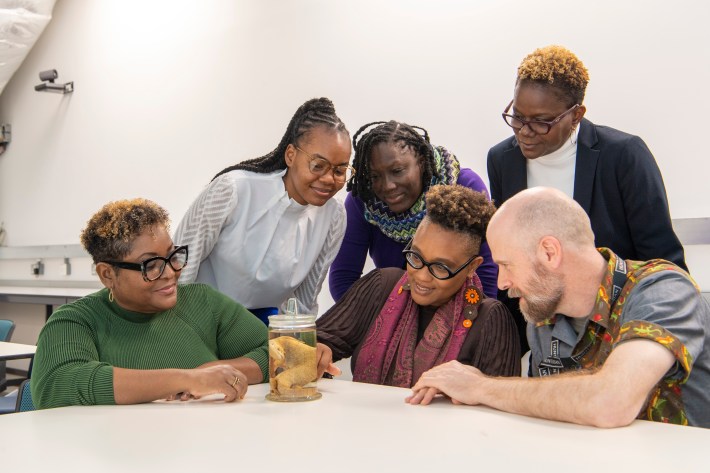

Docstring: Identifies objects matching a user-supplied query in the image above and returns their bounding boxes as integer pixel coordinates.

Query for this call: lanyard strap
[609,256,628,307]
[538,256,628,376]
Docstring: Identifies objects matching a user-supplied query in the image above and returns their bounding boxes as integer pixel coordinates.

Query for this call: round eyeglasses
[103,245,188,282]
[501,100,579,135]
[402,241,477,280]
[295,146,354,183]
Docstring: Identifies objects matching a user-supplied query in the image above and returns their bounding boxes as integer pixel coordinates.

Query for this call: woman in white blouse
[174,98,352,323]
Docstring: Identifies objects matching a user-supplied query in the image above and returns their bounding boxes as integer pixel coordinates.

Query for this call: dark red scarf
[353,271,483,387]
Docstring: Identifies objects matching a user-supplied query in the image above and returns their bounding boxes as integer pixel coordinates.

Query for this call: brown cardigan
[317,268,521,379]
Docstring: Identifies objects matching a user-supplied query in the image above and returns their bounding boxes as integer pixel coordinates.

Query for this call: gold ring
[231,376,240,388]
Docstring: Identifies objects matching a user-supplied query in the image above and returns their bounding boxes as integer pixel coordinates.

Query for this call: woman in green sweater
[31,198,269,408]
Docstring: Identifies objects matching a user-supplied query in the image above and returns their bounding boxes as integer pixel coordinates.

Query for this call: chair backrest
[0,319,15,393]
[0,319,15,341]
[15,379,35,412]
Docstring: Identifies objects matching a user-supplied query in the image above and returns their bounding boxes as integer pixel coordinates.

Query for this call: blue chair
[16,379,34,412]
[0,319,14,340]
[0,379,34,414]
[0,319,16,392]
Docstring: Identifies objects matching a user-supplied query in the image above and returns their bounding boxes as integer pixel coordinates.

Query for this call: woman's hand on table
[316,343,342,379]
[178,365,248,402]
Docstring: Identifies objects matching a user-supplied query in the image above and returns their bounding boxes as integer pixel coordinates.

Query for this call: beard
[508,262,564,324]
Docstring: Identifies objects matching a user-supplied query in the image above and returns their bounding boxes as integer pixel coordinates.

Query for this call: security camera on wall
[35,68,73,94]
[38,69,58,82]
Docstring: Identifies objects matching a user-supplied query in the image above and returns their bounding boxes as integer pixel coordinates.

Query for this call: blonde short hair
[80,198,169,263]
[517,45,590,105]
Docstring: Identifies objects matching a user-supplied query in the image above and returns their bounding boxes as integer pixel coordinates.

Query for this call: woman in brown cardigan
[317,184,520,387]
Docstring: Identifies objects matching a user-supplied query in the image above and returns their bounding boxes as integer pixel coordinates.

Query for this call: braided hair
[348,121,436,203]
[212,97,349,180]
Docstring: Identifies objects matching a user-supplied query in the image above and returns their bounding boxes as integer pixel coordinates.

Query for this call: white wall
[1,0,709,308]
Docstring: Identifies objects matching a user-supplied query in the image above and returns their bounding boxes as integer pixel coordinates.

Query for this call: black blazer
[487,118,687,270]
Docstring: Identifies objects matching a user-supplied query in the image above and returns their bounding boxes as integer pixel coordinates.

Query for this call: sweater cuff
[90,365,116,405]
[243,349,270,382]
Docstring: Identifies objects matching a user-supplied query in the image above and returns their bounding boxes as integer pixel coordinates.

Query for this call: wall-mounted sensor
[0,124,9,155]
[35,69,73,94]
[31,260,44,276]
[61,257,71,276]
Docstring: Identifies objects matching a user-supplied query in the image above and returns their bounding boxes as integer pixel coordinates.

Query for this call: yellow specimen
[269,336,317,393]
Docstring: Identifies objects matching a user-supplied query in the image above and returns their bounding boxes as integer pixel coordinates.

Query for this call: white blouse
[173,169,345,314]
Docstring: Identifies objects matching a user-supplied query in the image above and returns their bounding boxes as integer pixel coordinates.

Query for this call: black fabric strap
[538,256,628,376]
[610,256,628,307]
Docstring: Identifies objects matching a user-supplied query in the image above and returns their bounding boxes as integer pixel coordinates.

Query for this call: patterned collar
[362,145,460,243]
[534,247,618,330]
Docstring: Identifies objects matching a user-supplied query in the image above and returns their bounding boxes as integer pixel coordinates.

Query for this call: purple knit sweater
[328,168,499,301]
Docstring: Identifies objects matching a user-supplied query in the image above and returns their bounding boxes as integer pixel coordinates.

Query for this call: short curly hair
[517,45,589,106]
[80,198,170,264]
[424,184,496,252]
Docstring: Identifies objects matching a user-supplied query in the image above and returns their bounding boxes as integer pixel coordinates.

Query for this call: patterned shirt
[528,248,710,427]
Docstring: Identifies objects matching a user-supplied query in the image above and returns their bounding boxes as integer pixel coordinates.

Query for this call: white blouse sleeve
[289,203,346,314]
[173,175,237,284]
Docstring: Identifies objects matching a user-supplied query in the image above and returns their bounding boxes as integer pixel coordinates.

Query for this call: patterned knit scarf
[363,145,460,243]
[352,271,484,388]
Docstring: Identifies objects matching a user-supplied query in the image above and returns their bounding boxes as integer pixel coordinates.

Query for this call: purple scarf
[353,271,483,387]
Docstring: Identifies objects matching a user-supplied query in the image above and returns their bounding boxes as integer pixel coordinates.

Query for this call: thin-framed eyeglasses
[502,100,580,135]
[103,245,188,282]
[295,146,355,183]
[402,241,478,280]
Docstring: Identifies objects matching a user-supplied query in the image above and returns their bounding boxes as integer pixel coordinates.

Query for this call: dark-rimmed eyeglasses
[295,146,355,183]
[103,245,188,282]
[402,241,477,280]
[502,100,579,135]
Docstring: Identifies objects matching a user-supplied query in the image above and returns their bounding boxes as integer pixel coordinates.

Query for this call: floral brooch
[462,286,483,328]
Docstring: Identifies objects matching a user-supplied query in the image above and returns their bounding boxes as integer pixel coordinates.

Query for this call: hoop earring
[108,288,114,303]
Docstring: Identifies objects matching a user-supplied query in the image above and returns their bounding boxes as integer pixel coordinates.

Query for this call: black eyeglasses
[502,100,579,135]
[295,146,355,183]
[402,241,477,280]
[103,245,188,282]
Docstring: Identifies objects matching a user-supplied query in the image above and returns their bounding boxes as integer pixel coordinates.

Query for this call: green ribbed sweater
[31,283,268,409]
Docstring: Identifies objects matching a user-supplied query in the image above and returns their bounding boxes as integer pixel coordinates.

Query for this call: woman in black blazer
[486,45,686,352]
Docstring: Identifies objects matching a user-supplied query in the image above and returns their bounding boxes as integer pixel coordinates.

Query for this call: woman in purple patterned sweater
[328,120,498,301]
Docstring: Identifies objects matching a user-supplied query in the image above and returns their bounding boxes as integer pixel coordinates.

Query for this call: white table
[0,341,36,361]
[0,284,99,320]
[0,379,707,472]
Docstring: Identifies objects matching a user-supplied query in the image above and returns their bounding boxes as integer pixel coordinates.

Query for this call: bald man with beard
[407,187,710,429]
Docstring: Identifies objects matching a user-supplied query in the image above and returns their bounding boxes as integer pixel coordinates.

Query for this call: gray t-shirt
[528,270,710,428]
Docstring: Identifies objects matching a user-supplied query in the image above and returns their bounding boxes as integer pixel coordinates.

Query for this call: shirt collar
[535,247,618,332]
